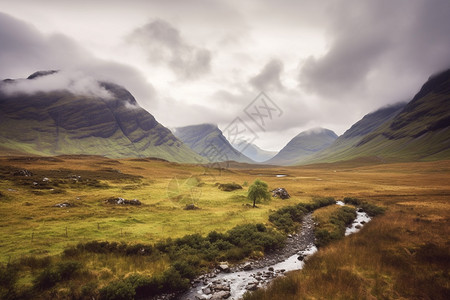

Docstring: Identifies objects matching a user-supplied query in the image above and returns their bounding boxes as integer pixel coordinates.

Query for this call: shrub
[218,183,243,191]
[99,280,135,300]
[360,203,385,216]
[33,267,60,290]
[343,197,362,205]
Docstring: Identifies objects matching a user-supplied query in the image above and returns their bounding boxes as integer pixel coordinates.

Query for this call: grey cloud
[249,59,284,92]
[0,12,155,106]
[128,19,211,79]
[299,0,450,99]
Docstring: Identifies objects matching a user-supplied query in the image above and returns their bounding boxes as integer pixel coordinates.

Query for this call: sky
[1,0,450,151]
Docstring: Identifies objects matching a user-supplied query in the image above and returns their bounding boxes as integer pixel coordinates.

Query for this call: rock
[42,177,50,182]
[357,208,364,212]
[210,291,230,299]
[218,263,230,273]
[184,204,200,210]
[268,267,274,272]
[271,187,290,199]
[243,263,252,271]
[246,283,258,291]
[13,169,33,177]
[360,221,366,224]
[287,234,293,238]
[202,287,212,295]
[53,202,72,208]
[297,255,304,261]
[105,197,141,205]
[355,225,362,229]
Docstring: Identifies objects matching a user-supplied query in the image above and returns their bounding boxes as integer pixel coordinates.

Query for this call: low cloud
[299,0,450,101]
[0,12,155,106]
[128,19,212,80]
[2,70,113,99]
[249,59,284,92]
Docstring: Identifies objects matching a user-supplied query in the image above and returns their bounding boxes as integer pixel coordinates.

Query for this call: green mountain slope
[231,141,277,162]
[0,71,204,163]
[306,69,450,164]
[307,102,406,163]
[173,124,254,163]
[266,128,337,166]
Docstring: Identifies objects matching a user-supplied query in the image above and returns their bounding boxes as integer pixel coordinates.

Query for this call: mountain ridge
[0,71,204,163]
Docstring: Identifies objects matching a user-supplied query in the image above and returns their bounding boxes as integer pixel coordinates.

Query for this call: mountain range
[0,69,449,165]
[307,69,450,163]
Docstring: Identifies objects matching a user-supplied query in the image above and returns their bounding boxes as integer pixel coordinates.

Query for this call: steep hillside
[0,71,204,163]
[308,102,406,163]
[306,69,450,164]
[174,124,254,163]
[231,141,277,162]
[266,128,337,166]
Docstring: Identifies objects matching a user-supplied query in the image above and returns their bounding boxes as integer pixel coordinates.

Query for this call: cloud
[128,19,212,79]
[249,59,284,92]
[0,12,155,106]
[299,0,450,100]
[1,70,114,99]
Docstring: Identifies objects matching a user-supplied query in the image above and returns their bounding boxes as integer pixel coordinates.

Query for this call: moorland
[0,155,448,299]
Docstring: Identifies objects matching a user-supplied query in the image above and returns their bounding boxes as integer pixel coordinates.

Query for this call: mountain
[306,69,450,164]
[231,141,277,162]
[173,124,254,163]
[265,128,337,166]
[0,71,204,162]
[307,102,407,163]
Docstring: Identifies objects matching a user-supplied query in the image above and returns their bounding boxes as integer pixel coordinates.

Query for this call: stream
[182,203,371,300]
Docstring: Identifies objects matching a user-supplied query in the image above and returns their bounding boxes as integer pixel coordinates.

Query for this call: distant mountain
[173,124,254,163]
[265,128,337,166]
[0,71,204,163]
[231,141,277,162]
[306,69,450,164]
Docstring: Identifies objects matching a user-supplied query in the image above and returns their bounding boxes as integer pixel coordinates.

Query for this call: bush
[314,206,357,247]
[218,183,243,191]
[360,203,385,216]
[99,280,135,300]
[343,197,362,205]
[33,268,60,290]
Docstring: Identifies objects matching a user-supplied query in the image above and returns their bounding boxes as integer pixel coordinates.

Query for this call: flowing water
[183,203,371,300]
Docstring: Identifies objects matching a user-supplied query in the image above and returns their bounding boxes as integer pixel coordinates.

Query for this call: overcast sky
[1,0,449,151]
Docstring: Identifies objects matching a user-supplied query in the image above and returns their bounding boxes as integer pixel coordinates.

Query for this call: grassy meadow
[0,155,449,298]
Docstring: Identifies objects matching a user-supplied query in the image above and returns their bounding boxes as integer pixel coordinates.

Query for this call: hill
[306,69,450,163]
[0,71,204,163]
[265,128,337,166]
[173,123,254,163]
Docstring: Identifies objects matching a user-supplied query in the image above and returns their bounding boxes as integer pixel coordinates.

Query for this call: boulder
[105,197,141,205]
[271,188,290,199]
[53,202,72,208]
[210,291,230,299]
[218,264,230,273]
[243,262,253,271]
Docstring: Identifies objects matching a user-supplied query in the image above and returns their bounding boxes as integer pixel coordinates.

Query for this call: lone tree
[247,179,271,208]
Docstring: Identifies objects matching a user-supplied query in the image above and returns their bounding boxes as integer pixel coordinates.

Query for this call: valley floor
[0,155,449,299]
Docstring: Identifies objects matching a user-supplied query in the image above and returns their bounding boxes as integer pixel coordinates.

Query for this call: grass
[0,156,449,299]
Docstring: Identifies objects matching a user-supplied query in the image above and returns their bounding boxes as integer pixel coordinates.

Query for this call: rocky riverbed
[181,214,317,300]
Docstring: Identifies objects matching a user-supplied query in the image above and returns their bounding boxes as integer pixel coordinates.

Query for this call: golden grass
[1,156,449,299]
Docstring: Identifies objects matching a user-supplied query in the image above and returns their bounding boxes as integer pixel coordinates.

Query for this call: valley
[0,155,448,299]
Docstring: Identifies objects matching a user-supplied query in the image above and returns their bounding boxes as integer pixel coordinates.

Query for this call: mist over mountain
[0,71,203,162]
[305,69,450,164]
